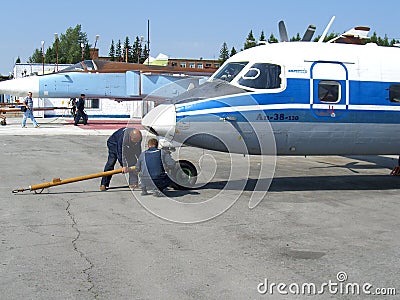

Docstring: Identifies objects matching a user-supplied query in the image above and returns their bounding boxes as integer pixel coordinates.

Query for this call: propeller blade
[302,24,316,41]
[278,20,289,42]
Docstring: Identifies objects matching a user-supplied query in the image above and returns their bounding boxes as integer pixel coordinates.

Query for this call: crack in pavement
[66,200,97,299]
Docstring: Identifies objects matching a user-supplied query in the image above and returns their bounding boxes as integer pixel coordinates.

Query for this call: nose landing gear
[169,160,197,190]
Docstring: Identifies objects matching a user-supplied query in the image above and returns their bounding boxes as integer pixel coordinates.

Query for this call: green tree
[141,43,149,64]
[28,24,90,64]
[268,33,278,43]
[115,40,122,61]
[109,40,115,61]
[369,32,378,44]
[45,46,55,64]
[55,25,89,64]
[381,34,390,46]
[219,42,229,64]
[132,36,141,63]
[230,47,237,57]
[259,31,266,42]
[368,32,394,46]
[244,30,257,49]
[390,38,400,46]
[123,36,134,62]
[84,43,90,60]
[28,49,43,63]
[15,56,21,64]
[290,33,301,42]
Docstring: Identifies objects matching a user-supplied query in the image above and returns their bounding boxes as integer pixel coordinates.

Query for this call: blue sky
[1,0,399,74]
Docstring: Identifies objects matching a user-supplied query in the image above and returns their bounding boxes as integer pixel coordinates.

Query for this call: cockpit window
[82,60,96,70]
[59,60,97,72]
[212,62,248,82]
[238,63,281,89]
[172,81,246,104]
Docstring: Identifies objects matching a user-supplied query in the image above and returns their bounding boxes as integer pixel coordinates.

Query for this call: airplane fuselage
[143,42,400,156]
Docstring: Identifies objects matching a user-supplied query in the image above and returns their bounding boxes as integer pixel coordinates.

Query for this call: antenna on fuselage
[318,16,336,42]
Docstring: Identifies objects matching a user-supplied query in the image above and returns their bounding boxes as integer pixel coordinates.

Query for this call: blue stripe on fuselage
[175,79,309,114]
[176,108,400,124]
[175,78,400,124]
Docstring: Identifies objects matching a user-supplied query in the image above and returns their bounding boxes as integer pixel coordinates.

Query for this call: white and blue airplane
[142,22,400,176]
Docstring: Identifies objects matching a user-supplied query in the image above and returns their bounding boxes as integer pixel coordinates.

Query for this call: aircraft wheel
[170,160,197,190]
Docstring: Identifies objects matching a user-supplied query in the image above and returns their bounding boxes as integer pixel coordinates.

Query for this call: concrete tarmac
[0,117,399,299]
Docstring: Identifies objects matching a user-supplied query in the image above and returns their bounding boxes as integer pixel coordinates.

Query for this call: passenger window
[238,63,281,89]
[389,84,400,103]
[318,80,340,102]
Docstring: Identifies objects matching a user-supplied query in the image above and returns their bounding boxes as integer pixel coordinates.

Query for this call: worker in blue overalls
[100,128,142,191]
[135,138,176,197]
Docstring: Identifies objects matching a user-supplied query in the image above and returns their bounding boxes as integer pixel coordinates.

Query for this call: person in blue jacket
[21,92,39,128]
[100,128,142,191]
[73,94,88,126]
[135,138,176,197]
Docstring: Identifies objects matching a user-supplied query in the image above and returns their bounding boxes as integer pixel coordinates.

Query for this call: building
[91,48,220,72]
[168,58,220,70]
[0,75,11,103]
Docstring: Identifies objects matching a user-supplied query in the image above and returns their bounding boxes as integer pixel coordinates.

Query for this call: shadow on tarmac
[11,185,200,197]
[197,174,399,192]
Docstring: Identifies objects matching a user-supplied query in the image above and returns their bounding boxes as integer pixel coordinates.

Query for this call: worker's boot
[141,187,149,196]
[129,184,139,190]
[153,190,165,197]
[100,185,107,191]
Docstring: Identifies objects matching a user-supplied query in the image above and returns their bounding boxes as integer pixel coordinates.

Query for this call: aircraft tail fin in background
[328,26,370,44]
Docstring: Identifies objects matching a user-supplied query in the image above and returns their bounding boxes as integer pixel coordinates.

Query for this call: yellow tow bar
[12,166,136,193]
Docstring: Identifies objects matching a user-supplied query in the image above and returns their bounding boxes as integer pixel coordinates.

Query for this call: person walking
[135,138,176,197]
[100,128,142,191]
[21,92,39,128]
[73,94,88,126]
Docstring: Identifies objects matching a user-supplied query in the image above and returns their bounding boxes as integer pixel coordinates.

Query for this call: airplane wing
[328,26,370,44]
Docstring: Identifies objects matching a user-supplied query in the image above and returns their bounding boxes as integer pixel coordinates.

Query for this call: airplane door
[310,62,349,119]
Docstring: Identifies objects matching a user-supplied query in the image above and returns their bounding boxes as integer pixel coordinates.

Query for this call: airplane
[141,19,400,182]
[0,60,213,101]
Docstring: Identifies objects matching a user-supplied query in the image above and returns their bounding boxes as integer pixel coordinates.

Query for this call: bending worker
[100,128,142,191]
[135,138,176,197]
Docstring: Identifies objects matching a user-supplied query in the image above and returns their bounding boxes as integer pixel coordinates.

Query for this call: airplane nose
[142,104,176,139]
[0,76,40,97]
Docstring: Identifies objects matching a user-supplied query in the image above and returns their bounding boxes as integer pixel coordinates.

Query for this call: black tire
[170,160,197,190]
